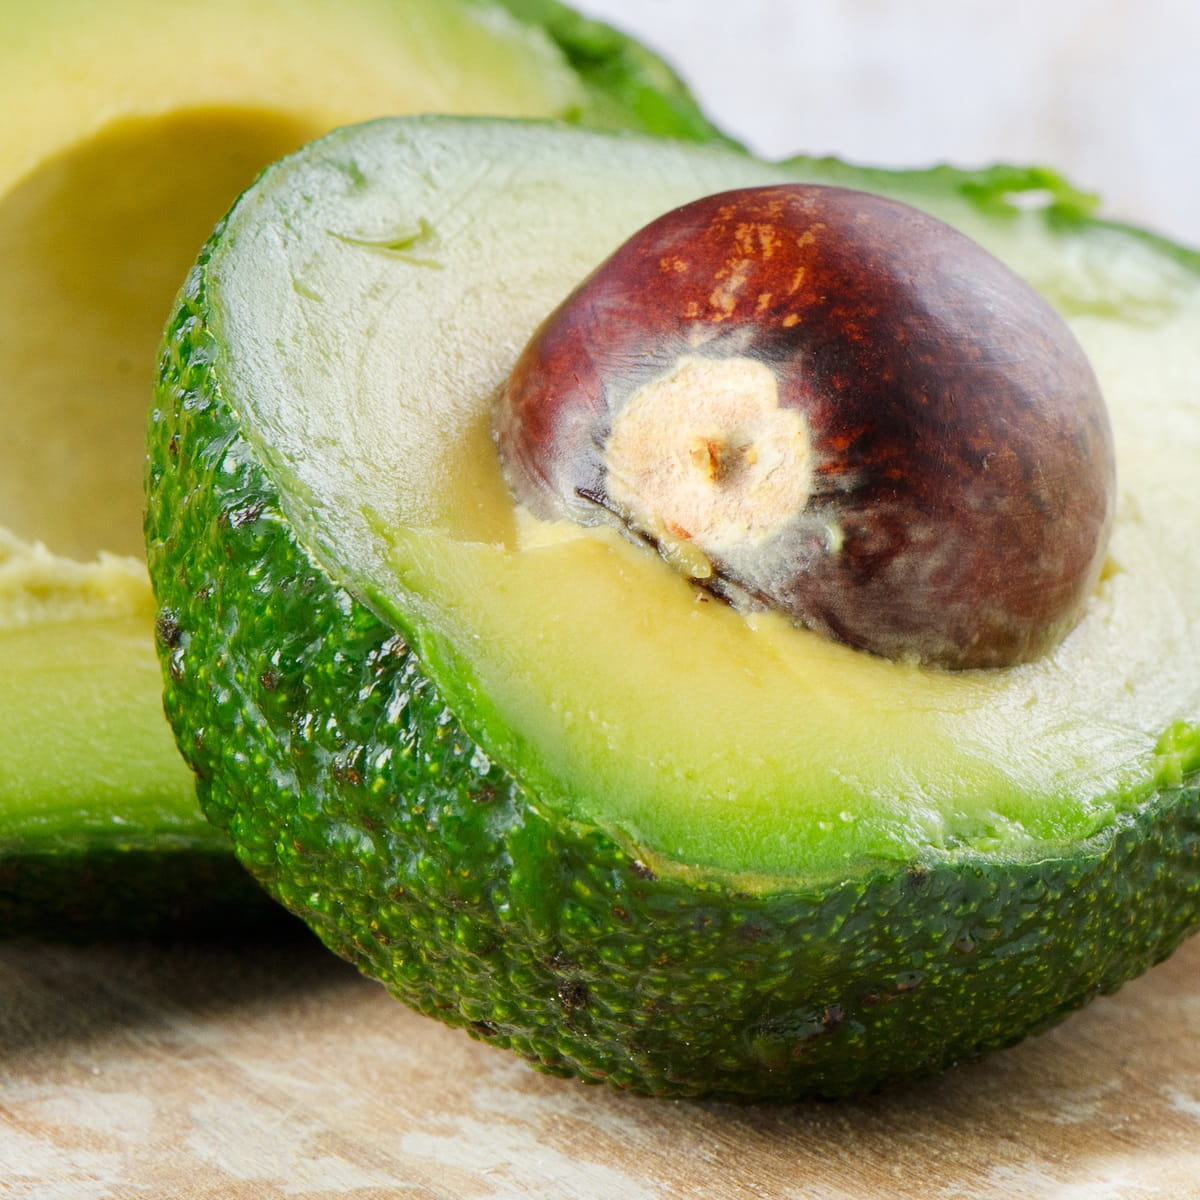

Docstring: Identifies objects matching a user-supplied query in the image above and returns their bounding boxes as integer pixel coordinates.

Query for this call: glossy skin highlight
[496,184,1115,670]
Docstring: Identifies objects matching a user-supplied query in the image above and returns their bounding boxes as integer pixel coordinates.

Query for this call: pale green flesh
[0,621,209,850]
[0,535,206,851]
[209,118,1200,878]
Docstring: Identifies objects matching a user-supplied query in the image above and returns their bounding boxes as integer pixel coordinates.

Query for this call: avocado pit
[496,184,1116,669]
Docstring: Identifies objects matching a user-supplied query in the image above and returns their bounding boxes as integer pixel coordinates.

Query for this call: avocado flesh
[0,536,192,842]
[0,531,275,935]
[0,0,719,933]
[203,118,1200,877]
[146,117,1200,1097]
[0,0,717,560]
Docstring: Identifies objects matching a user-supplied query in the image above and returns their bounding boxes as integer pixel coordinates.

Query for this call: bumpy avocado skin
[146,233,1200,1099]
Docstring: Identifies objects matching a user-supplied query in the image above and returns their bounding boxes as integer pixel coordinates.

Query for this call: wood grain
[2,927,1199,1199]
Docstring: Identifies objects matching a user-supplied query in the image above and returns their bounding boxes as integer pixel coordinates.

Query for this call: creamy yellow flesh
[0,0,590,834]
[0,110,317,557]
[391,297,1200,875]
[214,120,1200,879]
[0,0,585,559]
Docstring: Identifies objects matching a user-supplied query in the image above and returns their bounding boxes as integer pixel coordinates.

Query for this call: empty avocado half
[145,116,1200,1097]
[0,0,719,935]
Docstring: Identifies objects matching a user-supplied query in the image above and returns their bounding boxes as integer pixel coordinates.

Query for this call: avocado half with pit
[0,0,718,933]
[145,116,1200,1098]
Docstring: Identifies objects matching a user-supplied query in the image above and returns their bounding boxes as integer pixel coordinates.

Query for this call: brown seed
[496,184,1115,669]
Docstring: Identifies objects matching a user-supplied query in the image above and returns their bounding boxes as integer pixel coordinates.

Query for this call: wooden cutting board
[2,925,1198,1198]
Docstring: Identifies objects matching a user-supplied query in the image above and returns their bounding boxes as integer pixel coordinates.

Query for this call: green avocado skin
[145,232,1200,1100]
[488,0,732,144]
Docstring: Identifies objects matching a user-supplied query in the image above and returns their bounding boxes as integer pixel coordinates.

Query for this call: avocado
[0,0,719,933]
[145,116,1200,1098]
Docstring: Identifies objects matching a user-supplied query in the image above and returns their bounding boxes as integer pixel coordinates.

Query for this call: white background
[574,0,1200,248]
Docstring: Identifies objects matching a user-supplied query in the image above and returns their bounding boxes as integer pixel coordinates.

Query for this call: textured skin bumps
[145,233,1200,1100]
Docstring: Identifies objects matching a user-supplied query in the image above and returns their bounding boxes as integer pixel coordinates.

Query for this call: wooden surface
[3,927,1200,1199]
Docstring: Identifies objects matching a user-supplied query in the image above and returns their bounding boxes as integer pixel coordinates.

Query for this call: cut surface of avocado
[0,0,715,560]
[146,116,1200,1098]
[0,0,718,932]
[201,118,1200,879]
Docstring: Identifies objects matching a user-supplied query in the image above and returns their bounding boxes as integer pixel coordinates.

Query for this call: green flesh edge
[0,537,284,937]
[0,0,720,933]
[146,116,1200,1098]
[0,534,257,935]
[197,117,1199,882]
[0,565,199,850]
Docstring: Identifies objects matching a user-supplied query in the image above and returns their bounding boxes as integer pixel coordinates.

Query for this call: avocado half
[0,0,718,934]
[145,117,1200,1098]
